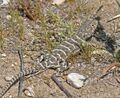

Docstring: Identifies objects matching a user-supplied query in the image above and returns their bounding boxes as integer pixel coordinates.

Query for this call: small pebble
[23,55,26,58]
[67,73,86,89]
[14,62,18,65]
[6,15,11,20]
[11,64,15,67]
[1,53,6,57]
[9,95,13,98]
[24,86,35,97]
[4,76,13,82]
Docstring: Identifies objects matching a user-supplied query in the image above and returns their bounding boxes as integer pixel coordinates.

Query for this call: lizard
[0,28,94,98]
[0,5,111,98]
[0,21,113,98]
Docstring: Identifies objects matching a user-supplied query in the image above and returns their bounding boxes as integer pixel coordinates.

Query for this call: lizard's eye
[38,50,49,62]
[38,54,45,62]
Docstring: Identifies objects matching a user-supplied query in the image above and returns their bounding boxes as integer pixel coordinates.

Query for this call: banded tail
[0,67,40,98]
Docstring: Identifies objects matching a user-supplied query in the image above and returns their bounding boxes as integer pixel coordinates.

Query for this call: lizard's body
[0,26,113,97]
[0,32,85,98]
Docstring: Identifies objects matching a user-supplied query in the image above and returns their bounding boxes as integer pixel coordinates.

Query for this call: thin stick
[99,71,112,80]
[107,14,120,22]
[18,48,24,96]
[51,74,73,98]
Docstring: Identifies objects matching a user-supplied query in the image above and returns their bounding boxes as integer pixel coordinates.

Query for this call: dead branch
[99,62,120,80]
[51,74,73,98]
[107,14,120,22]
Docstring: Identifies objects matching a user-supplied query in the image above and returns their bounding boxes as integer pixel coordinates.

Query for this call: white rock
[9,95,13,98]
[11,64,15,67]
[67,73,86,89]
[24,86,35,97]
[4,76,13,82]
[1,53,6,57]
[23,55,26,58]
[6,15,11,20]
[1,0,10,5]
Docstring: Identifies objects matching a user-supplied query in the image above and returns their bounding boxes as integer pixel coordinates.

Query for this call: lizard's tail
[0,67,39,98]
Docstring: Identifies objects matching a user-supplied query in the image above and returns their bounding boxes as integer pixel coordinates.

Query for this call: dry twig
[103,62,120,74]
[51,74,73,98]
[107,14,120,22]
[99,62,120,80]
